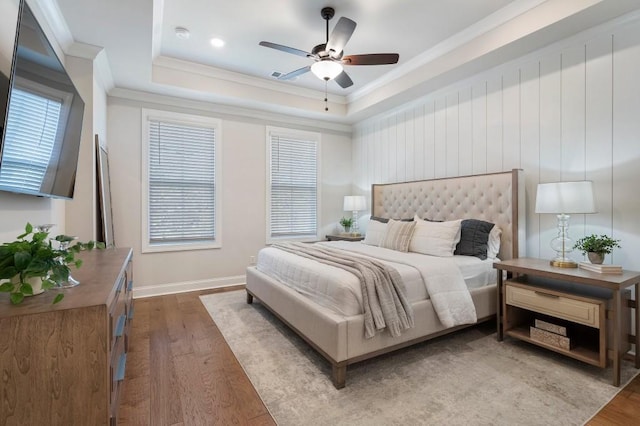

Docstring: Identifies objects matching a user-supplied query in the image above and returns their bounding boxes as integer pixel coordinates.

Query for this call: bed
[246,169,525,388]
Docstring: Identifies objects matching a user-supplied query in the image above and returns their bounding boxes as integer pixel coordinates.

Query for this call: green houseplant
[0,223,104,305]
[573,234,621,264]
[339,217,354,233]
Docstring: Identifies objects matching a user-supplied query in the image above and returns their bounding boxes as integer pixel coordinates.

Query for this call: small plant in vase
[573,234,621,264]
[0,223,104,305]
[339,217,354,233]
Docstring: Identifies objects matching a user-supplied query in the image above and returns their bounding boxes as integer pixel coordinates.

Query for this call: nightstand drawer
[505,284,600,328]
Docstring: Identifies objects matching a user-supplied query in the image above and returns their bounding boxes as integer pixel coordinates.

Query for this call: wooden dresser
[0,247,134,425]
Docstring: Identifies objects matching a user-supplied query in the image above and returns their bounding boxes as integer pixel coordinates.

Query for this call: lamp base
[549,259,578,268]
[351,210,359,236]
[57,274,80,288]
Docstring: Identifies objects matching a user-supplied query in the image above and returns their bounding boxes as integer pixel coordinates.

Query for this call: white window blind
[0,88,61,192]
[148,119,217,244]
[269,131,319,239]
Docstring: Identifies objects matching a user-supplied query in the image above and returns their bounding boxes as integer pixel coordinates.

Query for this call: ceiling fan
[259,7,399,89]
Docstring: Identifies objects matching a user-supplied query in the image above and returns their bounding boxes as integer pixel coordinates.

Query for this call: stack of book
[530,319,571,350]
[578,262,622,274]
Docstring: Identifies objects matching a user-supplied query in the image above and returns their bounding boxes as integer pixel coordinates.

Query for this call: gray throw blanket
[271,242,414,339]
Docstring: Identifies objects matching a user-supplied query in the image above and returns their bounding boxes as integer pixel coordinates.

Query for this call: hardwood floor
[120,287,639,425]
[586,372,640,425]
[119,286,275,426]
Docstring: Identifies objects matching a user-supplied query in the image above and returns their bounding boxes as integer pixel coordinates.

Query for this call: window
[142,109,221,252]
[267,126,320,242]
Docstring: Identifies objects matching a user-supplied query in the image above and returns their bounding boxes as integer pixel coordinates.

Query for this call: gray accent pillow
[371,216,413,223]
[454,219,496,260]
[379,219,416,252]
[370,216,390,223]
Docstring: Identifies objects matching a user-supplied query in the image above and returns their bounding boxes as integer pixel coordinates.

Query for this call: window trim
[141,108,222,253]
[266,126,321,244]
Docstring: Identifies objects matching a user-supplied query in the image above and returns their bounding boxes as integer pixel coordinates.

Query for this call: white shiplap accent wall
[353,15,640,271]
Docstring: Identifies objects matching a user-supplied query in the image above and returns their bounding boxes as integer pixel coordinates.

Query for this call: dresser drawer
[109,275,127,350]
[110,335,126,422]
[505,283,601,328]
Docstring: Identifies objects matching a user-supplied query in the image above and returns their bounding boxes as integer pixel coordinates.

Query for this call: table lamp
[343,195,367,235]
[535,181,596,268]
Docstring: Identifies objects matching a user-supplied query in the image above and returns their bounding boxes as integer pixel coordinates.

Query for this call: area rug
[200,290,637,426]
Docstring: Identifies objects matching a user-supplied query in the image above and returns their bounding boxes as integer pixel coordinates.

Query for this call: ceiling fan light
[210,38,225,48]
[311,60,343,81]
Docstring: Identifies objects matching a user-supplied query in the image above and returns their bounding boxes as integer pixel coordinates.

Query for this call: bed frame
[246,169,525,388]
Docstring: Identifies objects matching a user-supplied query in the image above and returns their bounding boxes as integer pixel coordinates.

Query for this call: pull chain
[324,80,328,112]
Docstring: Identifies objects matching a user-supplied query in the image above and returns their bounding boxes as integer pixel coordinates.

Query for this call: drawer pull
[116,277,125,293]
[116,353,127,382]
[128,305,135,320]
[534,291,559,299]
[114,314,126,337]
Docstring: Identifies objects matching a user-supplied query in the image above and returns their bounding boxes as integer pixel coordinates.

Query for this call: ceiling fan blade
[259,41,311,58]
[334,71,353,88]
[278,65,311,80]
[343,53,400,66]
[326,17,356,57]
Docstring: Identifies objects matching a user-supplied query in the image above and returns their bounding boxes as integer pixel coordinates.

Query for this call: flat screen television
[0,0,85,199]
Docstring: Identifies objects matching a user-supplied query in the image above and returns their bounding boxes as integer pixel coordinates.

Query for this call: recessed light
[175,27,190,40]
[210,38,225,48]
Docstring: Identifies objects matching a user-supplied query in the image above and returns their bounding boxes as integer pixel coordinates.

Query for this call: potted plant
[573,234,621,264]
[339,217,354,233]
[0,223,104,305]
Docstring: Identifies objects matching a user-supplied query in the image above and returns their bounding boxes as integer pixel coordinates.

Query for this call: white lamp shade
[343,195,367,211]
[311,60,343,81]
[535,181,596,214]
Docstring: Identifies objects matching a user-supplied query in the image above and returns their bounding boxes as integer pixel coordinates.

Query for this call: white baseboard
[133,275,245,299]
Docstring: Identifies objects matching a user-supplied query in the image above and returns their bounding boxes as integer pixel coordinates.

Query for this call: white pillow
[379,219,416,252]
[363,220,387,246]
[409,215,462,257]
[487,225,502,259]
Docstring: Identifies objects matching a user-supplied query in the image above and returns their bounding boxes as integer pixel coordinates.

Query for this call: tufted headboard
[371,169,525,260]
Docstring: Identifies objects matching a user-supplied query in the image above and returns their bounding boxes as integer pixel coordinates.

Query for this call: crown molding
[93,49,115,92]
[26,0,74,62]
[151,58,351,121]
[109,87,352,135]
[65,42,115,91]
[65,42,102,60]
[154,56,348,105]
[151,0,164,60]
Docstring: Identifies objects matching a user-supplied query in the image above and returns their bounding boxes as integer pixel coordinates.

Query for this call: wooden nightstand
[494,257,640,386]
[326,234,365,242]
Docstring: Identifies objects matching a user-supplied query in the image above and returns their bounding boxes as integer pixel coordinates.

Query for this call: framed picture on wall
[96,135,115,247]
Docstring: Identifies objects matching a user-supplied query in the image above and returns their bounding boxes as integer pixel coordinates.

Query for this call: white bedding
[256,241,496,317]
